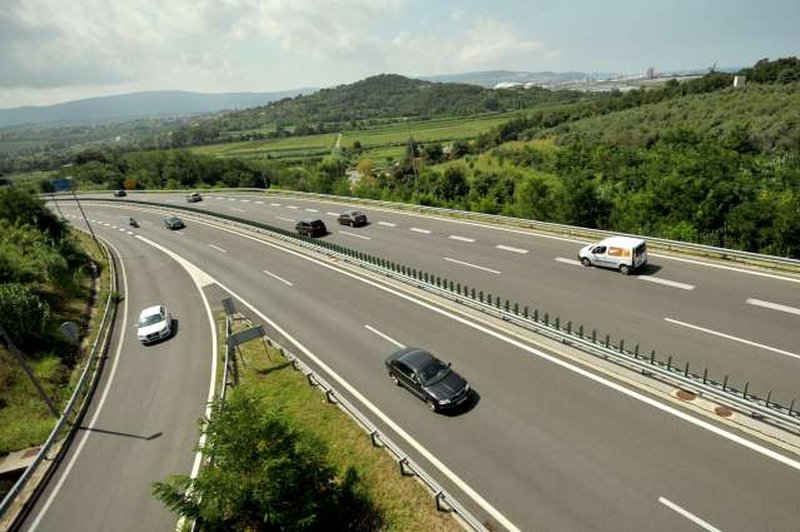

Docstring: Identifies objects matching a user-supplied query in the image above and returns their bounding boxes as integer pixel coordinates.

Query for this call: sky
[0,0,798,109]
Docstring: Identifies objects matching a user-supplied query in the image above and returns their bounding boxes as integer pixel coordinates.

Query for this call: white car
[137,305,173,344]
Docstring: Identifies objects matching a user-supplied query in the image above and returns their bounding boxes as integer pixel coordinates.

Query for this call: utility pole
[404,117,419,199]
[0,324,59,417]
[65,175,102,254]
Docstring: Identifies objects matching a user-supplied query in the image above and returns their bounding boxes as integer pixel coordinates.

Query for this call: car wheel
[580,257,591,267]
[390,373,400,386]
[619,264,631,275]
[427,399,437,412]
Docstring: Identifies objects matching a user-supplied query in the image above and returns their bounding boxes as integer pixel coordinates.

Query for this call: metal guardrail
[221,314,489,532]
[73,188,800,269]
[0,237,119,525]
[64,198,800,434]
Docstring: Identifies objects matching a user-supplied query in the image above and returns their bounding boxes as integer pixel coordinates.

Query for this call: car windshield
[418,360,450,385]
[138,313,164,327]
[310,220,324,228]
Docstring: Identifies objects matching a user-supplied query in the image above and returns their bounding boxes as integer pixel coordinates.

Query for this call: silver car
[137,305,173,344]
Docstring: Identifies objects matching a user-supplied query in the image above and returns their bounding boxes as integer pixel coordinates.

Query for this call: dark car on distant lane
[337,209,368,227]
[163,216,185,230]
[385,347,471,412]
[113,189,127,197]
[295,218,327,237]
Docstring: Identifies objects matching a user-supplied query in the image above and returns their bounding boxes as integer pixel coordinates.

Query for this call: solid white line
[378,221,397,227]
[29,240,130,530]
[746,298,800,316]
[276,216,296,223]
[443,257,501,275]
[364,325,405,348]
[176,213,800,531]
[639,276,695,291]
[286,205,299,209]
[209,244,227,253]
[230,207,246,213]
[263,269,293,286]
[659,497,721,532]
[651,253,800,285]
[206,278,523,532]
[339,230,371,240]
[496,244,528,254]
[664,317,800,361]
[326,211,340,217]
[555,257,582,266]
[305,208,318,212]
[270,203,281,207]
[410,227,431,234]
[449,235,476,243]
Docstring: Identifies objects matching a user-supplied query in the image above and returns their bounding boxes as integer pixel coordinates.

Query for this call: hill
[419,70,599,88]
[0,89,314,128]
[211,74,592,134]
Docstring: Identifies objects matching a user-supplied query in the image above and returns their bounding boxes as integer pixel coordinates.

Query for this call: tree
[433,165,469,202]
[152,390,380,531]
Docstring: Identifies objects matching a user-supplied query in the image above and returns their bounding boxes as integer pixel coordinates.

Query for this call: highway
[19,207,215,531]
[33,200,800,531]
[100,191,800,404]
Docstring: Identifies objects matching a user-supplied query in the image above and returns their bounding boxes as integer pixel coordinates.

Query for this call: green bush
[0,283,50,344]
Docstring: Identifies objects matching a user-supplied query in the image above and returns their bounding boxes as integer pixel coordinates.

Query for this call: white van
[578,236,647,275]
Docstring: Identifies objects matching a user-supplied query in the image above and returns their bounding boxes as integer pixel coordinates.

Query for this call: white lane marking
[659,497,721,532]
[168,212,800,526]
[213,196,223,200]
[227,198,237,201]
[443,257,501,275]
[170,231,184,236]
[132,237,218,532]
[165,199,176,203]
[255,201,264,205]
[270,203,281,207]
[206,278,522,532]
[276,216,296,223]
[117,228,125,232]
[364,325,405,348]
[111,225,118,229]
[240,199,250,203]
[203,222,800,529]
[652,253,800,285]
[555,257,582,266]
[305,208,318,212]
[449,235,476,243]
[746,298,800,316]
[262,269,293,286]
[410,227,431,234]
[664,317,800,361]
[230,207,246,213]
[639,277,695,291]
[326,211,340,217]
[339,230,371,240]
[286,205,299,209]
[126,231,133,235]
[209,244,227,253]
[378,221,397,227]
[496,244,528,254]
[29,240,131,530]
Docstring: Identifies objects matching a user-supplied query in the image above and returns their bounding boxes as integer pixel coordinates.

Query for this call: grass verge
[223,314,461,531]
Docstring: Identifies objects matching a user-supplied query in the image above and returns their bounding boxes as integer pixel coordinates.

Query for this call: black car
[296,218,327,237]
[385,347,471,412]
[337,209,367,227]
[163,216,185,230]
[113,189,127,197]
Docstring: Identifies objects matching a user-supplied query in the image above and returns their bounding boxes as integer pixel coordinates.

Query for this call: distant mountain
[0,89,315,128]
[419,70,612,88]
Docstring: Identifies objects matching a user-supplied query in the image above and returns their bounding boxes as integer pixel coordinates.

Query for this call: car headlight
[438,398,451,405]
[464,383,470,393]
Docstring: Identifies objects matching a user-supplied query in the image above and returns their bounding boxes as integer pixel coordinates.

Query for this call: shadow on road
[78,426,163,441]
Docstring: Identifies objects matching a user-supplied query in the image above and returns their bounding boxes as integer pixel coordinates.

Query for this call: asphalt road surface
[36,201,800,532]
[19,207,215,532]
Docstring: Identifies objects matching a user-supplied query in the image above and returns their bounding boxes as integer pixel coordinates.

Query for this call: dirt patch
[715,405,734,418]
[676,389,697,401]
